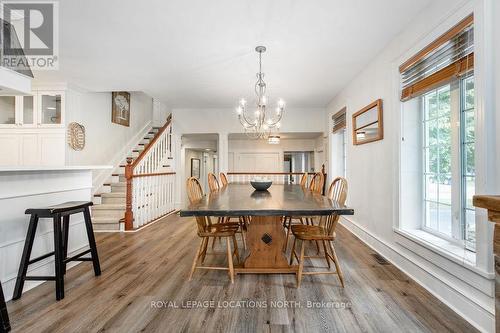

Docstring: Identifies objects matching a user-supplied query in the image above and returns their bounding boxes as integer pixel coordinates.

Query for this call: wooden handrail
[131,114,172,169]
[227,172,309,175]
[132,172,176,178]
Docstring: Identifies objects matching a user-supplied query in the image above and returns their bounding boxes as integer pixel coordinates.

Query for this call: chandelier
[236,46,285,139]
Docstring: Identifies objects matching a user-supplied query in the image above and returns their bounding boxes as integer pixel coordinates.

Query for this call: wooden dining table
[180,184,354,274]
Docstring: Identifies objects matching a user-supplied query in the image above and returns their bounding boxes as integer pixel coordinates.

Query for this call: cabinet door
[19,95,36,127]
[0,96,18,128]
[38,133,64,165]
[21,134,39,165]
[0,134,21,165]
[37,91,64,127]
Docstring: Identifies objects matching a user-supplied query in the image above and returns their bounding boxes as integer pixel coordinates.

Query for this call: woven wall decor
[67,122,86,150]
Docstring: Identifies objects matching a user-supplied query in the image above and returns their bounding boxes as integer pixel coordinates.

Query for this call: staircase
[92,124,174,231]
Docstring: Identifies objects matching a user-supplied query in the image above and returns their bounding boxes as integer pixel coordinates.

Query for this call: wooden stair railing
[124,114,175,230]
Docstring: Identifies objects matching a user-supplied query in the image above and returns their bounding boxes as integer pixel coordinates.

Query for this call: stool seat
[25,201,93,217]
[13,201,101,301]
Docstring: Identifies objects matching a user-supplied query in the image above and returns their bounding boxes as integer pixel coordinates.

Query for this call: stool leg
[62,215,70,275]
[0,281,11,332]
[12,214,39,300]
[53,214,65,301]
[83,208,101,276]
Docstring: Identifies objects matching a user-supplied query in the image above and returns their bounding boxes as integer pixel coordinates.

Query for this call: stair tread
[92,204,126,210]
[104,182,126,186]
[101,192,126,197]
[92,217,122,223]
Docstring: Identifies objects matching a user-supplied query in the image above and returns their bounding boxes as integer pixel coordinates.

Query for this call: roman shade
[400,14,473,101]
[332,107,347,133]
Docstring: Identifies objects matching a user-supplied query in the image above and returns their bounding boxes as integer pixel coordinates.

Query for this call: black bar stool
[12,201,101,301]
[0,281,10,332]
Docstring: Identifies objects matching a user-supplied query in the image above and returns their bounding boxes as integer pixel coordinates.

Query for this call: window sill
[394,228,493,279]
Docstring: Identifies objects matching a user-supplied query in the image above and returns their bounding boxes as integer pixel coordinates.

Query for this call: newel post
[321,164,327,195]
[124,157,134,231]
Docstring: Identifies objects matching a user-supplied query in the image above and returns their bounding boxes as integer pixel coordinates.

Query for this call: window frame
[459,73,476,251]
[420,75,475,251]
[342,128,347,178]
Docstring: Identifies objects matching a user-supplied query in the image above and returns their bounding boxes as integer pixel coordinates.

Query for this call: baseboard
[339,217,494,333]
[94,210,178,233]
[92,120,152,194]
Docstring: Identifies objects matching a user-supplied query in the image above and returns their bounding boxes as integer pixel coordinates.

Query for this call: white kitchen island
[0,166,111,301]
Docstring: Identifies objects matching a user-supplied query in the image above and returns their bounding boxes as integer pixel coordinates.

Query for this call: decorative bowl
[250,178,273,191]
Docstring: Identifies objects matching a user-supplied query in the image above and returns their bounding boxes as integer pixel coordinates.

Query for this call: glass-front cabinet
[0,96,17,126]
[39,91,64,126]
[0,91,64,128]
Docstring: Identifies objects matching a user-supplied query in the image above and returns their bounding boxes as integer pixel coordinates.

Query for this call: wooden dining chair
[219,172,229,186]
[309,172,325,194]
[289,177,348,287]
[186,177,240,283]
[299,172,308,186]
[283,172,325,251]
[208,172,220,192]
[207,173,248,249]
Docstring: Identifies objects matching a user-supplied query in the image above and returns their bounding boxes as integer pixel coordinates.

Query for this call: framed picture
[352,99,383,145]
[111,92,130,127]
[191,158,201,179]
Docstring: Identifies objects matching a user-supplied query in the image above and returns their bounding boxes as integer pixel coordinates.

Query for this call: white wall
[64,90,154,190]
[65,91,153,166]
[326,0,497,331]
[153,98,170,127]
[494,0,500,193]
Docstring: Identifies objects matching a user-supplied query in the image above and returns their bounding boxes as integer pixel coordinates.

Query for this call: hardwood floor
[7,214,476,333]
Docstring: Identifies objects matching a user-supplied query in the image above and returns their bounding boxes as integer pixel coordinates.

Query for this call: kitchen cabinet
[0,90,65,128]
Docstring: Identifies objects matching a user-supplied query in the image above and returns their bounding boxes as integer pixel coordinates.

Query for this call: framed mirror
[352,99,383,145]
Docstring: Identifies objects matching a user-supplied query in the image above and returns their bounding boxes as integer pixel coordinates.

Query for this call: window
[342,129,347,178]
[421,76,475,250]
[332,107,347,178]
[399,14,475,253]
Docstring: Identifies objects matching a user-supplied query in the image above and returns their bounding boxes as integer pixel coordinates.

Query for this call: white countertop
[0,165,113,172]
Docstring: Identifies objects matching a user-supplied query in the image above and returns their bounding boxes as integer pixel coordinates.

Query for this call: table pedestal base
[235,216,298,275]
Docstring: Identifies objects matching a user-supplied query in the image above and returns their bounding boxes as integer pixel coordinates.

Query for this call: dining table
[180,183,354,274]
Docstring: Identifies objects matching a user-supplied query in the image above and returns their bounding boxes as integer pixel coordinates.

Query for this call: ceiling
[33,0,433,108]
